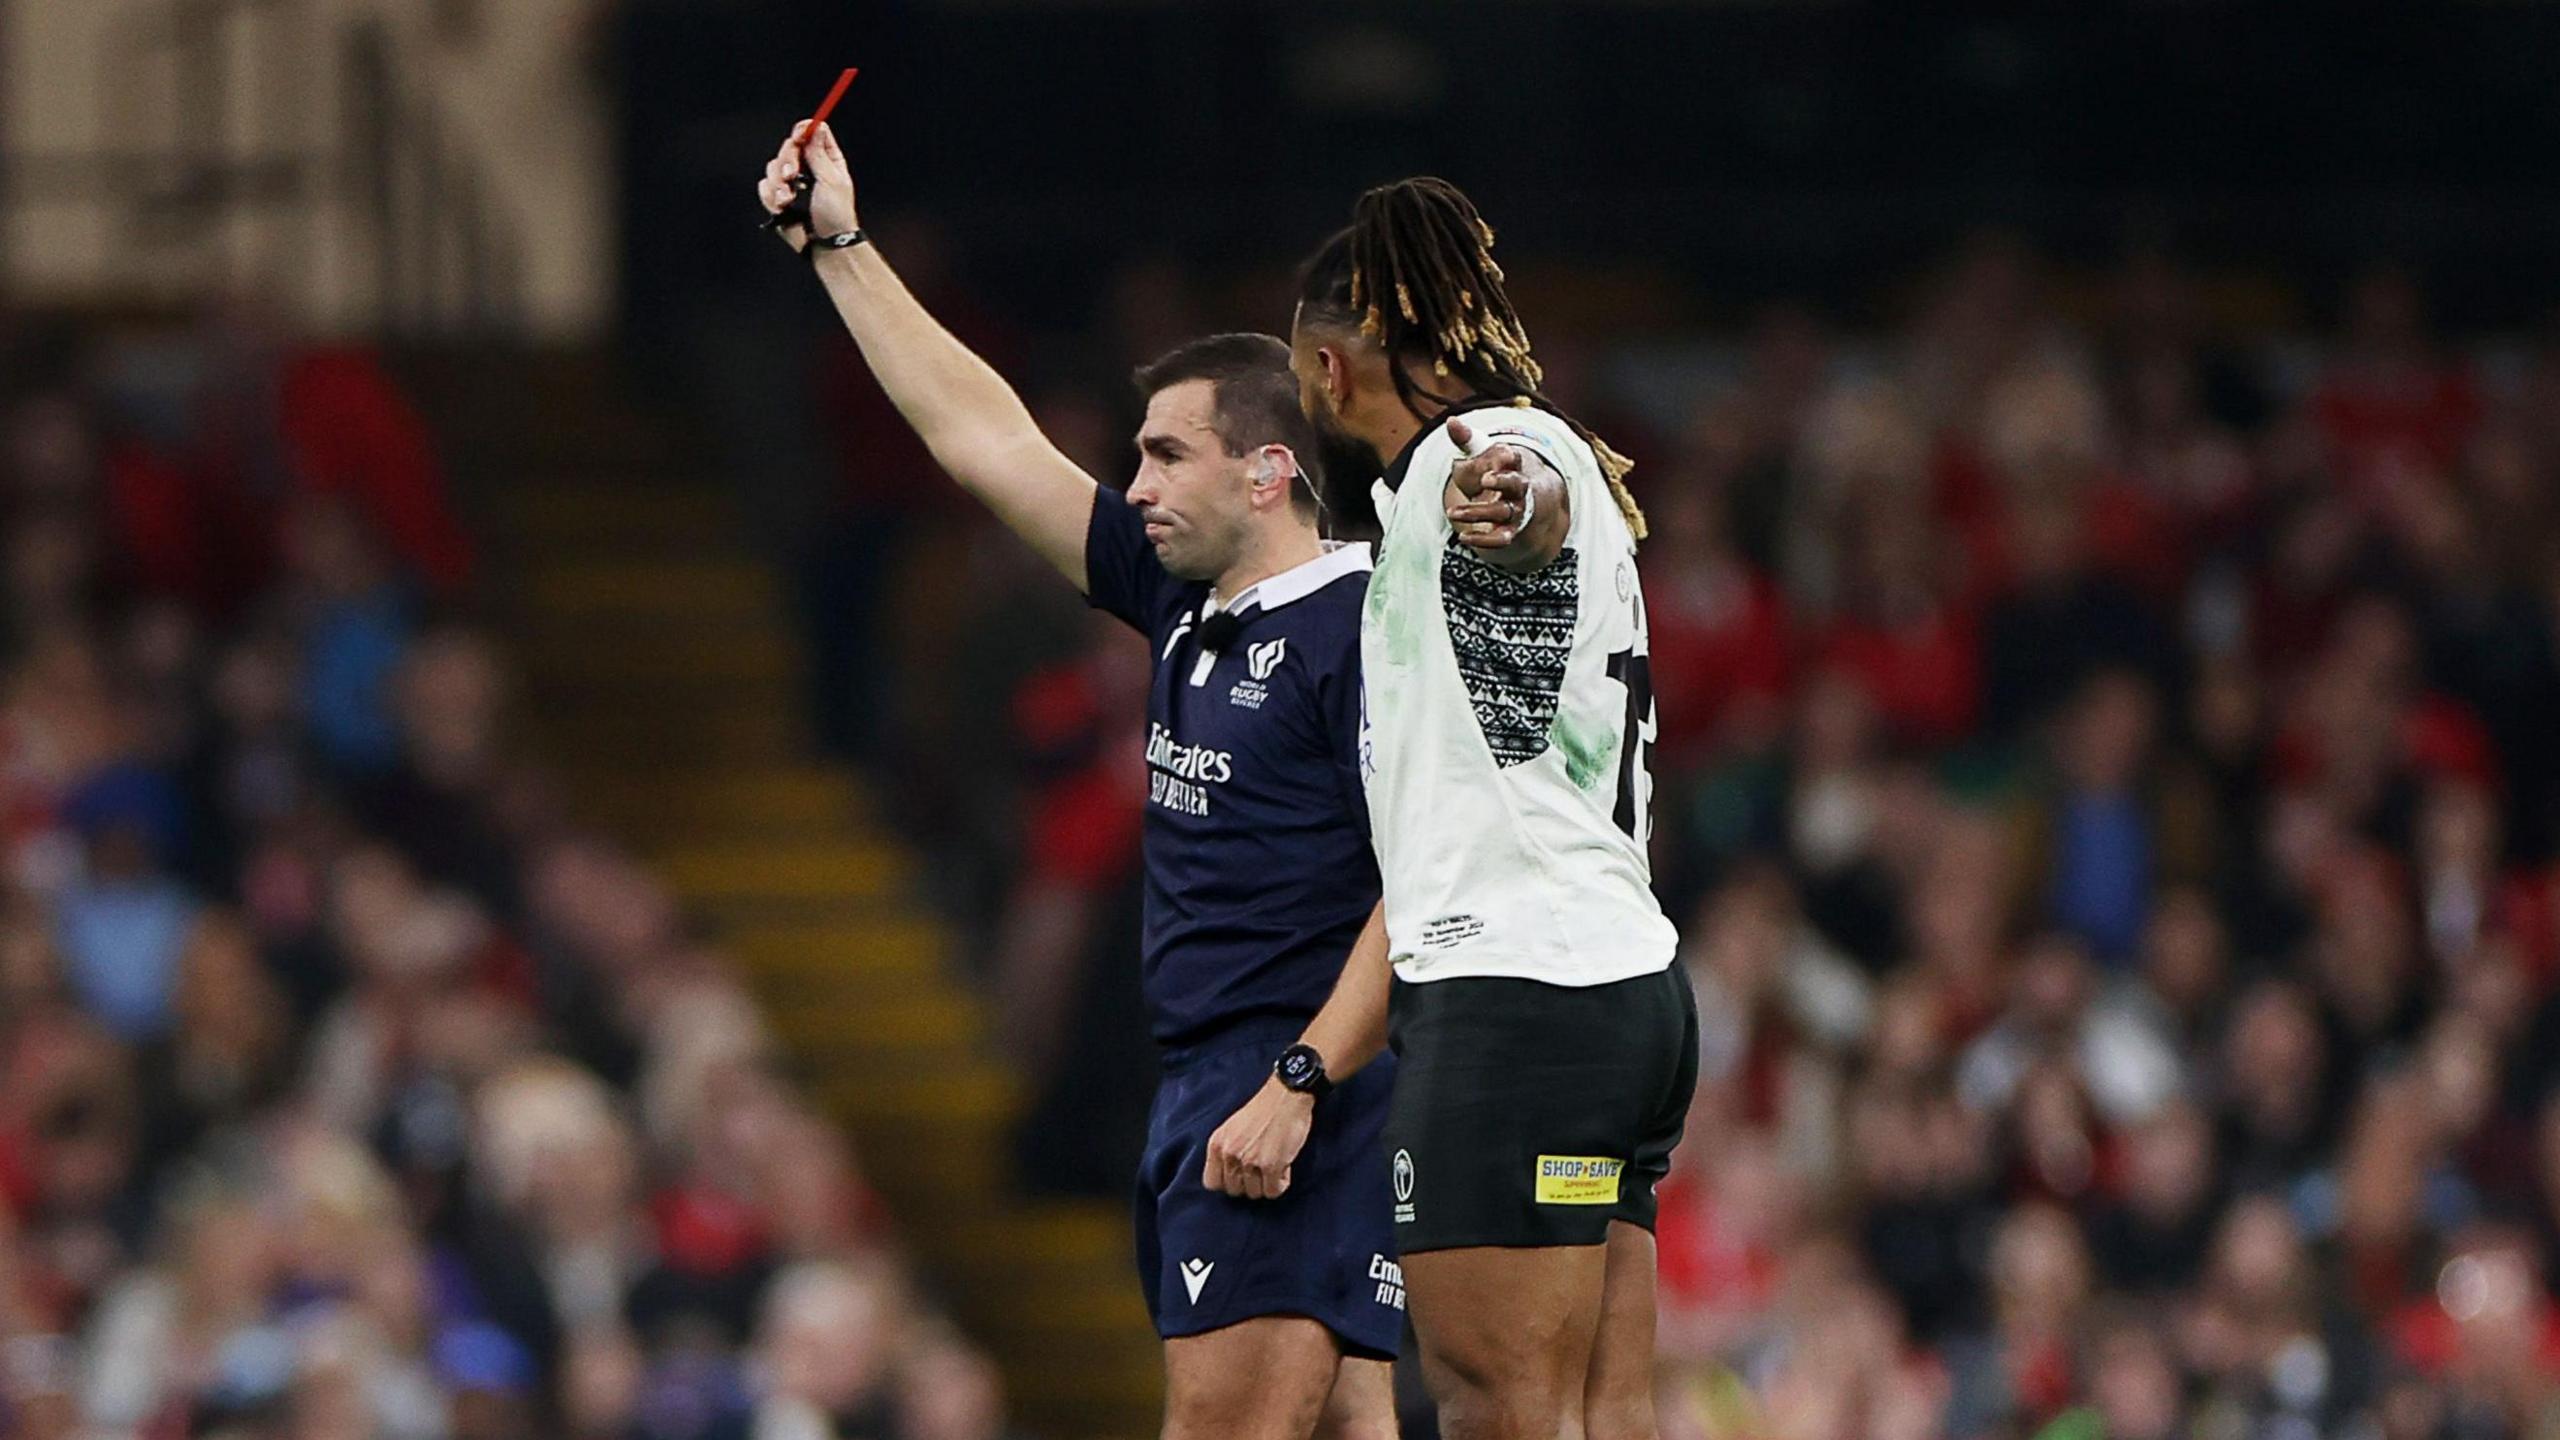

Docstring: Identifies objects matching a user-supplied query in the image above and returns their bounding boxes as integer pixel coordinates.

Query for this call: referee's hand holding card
[757,121,860,254]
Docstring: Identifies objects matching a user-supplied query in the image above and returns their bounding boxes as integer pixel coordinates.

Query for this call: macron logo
[1180,1258,1215,1303]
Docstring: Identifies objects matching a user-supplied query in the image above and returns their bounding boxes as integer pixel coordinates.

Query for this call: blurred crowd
[1626,247,2560,1440]
[828,237,2560,1439]
[0,311,1010,1440]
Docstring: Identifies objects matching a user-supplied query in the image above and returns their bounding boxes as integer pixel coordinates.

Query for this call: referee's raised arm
[757,121,1100,590]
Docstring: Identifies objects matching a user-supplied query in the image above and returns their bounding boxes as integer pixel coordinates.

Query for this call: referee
[758,123,1401,1440]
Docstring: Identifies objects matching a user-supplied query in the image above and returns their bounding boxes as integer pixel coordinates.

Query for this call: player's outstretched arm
[758,122,1098,589]
[1202,902,1389,1200]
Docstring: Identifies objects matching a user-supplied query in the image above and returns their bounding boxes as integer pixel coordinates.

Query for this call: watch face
[1279,1046,1320,1089]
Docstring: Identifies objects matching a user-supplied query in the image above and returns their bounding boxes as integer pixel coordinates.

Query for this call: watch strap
[1275,1043,1333,1099]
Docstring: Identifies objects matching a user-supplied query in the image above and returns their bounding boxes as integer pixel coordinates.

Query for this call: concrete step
[518,629,796,686]
[725,919,950,981]
[962,1283,1151,1335]
[930,1206,1131,1267]
[740,970,961,1015]
[494,484,742,549]
[686,893,914,933]
[1018,1400,1162,1440]
[657,840,908,904]
[829,1133,1006,1200]
[524,675,802,722]
[553,758,857,796]
[521,708,807,767]
[828,1112,1011,1188]
[522,686,801,729]
[1005,1347,1160,1387]
[764,992,984,1053]
[1002,1355,1165,1429]
[764,1028,991,1076]
[814,1065,1017,1127]
[525,559,780,622]
[573,767,864,840]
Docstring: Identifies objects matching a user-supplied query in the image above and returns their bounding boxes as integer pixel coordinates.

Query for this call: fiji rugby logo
[1392,1149,1416,1224]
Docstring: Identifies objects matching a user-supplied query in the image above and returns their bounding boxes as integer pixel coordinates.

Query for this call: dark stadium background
[626,4,2560,327]
[5,3,2560,1439]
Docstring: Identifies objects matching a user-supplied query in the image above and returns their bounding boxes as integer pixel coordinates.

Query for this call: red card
[794,68,859,148]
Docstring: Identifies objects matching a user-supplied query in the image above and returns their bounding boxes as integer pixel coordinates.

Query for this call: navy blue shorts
[1134,1019,1404,1361]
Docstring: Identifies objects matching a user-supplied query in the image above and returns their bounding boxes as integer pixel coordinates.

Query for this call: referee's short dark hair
[1133,333,1323,518]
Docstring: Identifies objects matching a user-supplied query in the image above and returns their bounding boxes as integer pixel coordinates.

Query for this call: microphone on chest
[1196,604,1261,655]
[1181,597,1271,693]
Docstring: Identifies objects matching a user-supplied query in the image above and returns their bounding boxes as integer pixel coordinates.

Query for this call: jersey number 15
[1604,642,1656,844]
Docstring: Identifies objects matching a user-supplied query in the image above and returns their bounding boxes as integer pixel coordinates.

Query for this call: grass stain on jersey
[1365,527,1433,667]
[1551,711,1616,789]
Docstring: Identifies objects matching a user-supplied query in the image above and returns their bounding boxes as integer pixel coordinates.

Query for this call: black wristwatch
[1274,1043,1333,1100]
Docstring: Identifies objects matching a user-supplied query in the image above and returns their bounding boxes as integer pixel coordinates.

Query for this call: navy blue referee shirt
[1083,486,1379,1053]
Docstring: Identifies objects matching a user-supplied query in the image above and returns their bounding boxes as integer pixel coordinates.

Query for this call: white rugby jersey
[1358,398,1679,987]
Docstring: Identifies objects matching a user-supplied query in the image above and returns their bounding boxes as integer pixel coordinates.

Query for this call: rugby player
[757,123,1401,1440]
[1283,178,1699,1440]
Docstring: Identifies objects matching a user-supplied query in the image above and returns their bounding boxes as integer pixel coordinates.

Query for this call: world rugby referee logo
[1230,638,1289,710]
[1392,1149,1416,1223]
[1248,637,1288,680]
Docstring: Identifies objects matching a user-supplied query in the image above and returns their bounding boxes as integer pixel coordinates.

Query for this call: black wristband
[805,228,868,262]
[1274,1043,1333,1099]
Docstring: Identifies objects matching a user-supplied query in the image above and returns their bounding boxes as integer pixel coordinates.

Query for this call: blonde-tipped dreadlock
[1305,177,1646,541]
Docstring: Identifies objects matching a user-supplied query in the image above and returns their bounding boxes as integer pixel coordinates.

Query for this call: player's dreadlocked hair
[1298,176,1646,540]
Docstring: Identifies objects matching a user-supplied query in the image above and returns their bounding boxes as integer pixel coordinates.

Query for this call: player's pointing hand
[1447,418,1534,550]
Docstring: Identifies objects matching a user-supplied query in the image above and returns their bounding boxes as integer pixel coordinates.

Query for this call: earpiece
[1253,457,1280,489]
